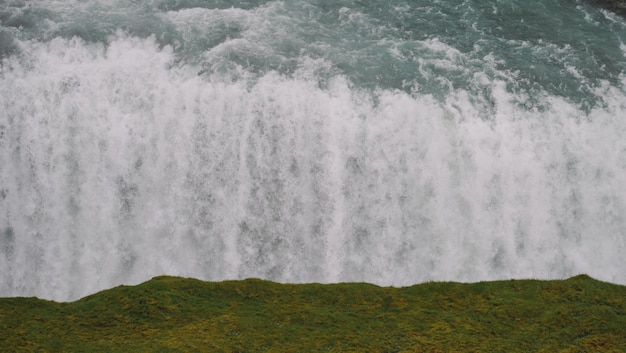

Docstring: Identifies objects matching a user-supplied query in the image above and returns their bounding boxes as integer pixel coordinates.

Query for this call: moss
[1,275,626,352]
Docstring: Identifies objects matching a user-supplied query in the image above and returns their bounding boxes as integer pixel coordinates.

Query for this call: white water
[2,2,626,301]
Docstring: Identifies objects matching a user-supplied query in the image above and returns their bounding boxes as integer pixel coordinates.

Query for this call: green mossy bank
[1,275,625,352]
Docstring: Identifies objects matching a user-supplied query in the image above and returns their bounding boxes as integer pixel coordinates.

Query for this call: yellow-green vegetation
[1,274,625,352]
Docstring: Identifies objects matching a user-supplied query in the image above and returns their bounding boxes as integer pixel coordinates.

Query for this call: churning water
[1,0,626,301]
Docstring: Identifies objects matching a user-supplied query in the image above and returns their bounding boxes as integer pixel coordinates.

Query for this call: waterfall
[1,0,626,301]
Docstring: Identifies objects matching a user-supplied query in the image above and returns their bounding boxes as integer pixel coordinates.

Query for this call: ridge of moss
[1,275,625,352]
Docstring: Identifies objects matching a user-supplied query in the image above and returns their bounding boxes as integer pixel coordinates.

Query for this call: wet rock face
[589,0,626,16]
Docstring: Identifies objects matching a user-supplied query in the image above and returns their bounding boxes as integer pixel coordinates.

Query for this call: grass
[1,274,625,352]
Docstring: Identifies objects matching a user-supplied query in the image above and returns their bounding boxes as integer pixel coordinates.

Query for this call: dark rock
[588,0,626,16]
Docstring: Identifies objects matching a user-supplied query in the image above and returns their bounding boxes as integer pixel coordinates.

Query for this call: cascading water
[1,0,626,301]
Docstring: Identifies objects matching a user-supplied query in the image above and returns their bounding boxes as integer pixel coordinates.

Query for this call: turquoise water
[1,0,626,301]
